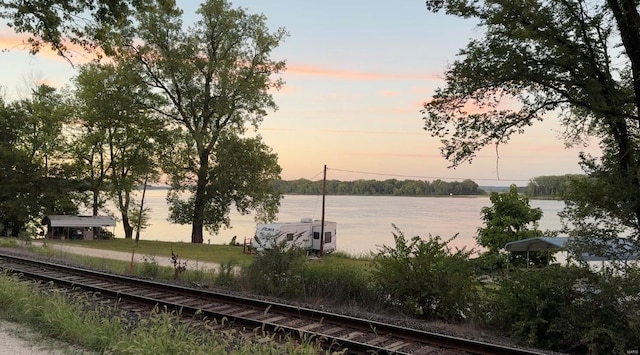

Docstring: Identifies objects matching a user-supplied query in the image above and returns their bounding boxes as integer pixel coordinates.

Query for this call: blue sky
[0,0,600,185]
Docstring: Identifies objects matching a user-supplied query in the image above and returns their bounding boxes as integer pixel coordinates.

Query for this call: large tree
[115,0,285,243]
[422,0,640,247]
[0,88,78,236]
[72,62,165,239]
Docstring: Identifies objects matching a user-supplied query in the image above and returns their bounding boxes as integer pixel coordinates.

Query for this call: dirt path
[29,241,223,271]
[0,320,95,355]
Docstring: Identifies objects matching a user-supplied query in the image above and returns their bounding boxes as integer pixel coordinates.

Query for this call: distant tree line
[273,178,485,196]
[273,175,589,198]
[524,174,586,199]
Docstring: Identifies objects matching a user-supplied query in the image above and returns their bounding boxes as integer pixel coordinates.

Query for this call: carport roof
[504,237,569,252]
[42,215,116,228]
[504,236,640,261]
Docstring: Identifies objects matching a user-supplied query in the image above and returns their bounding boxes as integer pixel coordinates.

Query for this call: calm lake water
[114,190,565,256]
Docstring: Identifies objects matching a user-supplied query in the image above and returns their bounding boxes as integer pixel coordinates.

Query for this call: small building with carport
[504,236,640,267]
[42,215,116,240]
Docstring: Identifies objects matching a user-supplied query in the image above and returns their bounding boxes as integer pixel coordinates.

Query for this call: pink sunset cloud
[287,65,441,81]
[0,30,96,64]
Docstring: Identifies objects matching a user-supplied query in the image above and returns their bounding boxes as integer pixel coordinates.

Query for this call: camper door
[312,226,321,250]
[312,225,336,252]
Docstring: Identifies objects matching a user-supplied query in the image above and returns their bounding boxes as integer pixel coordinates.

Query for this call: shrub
[214,259,239,287]
[370,225,476,322]
[242,242,307,298]
[139,255,160,278]
[300,260,377,306]
[484,265,640,353]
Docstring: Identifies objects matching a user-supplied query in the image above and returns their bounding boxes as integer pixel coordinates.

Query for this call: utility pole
[135,139,154,247]
[134,168,149,247]
[320,164,326,256]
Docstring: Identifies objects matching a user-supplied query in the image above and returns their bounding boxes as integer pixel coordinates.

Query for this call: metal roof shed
[42,215,116,240]
[43,215,116,228]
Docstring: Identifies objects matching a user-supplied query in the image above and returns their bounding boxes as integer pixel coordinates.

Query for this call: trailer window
[313,232,320,239]
[286,233,294,241]
[324,232,332,243]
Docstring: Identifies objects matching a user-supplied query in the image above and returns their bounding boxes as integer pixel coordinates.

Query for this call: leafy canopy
[115,0,286,243]
[1,0,142,56]
[422,0,640,247]
[422,0,636,166]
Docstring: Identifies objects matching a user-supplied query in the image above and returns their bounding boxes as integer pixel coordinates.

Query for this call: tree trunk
[191,185,205,243]
[122,214,133,239]
[92,189,99,216]
[607,0,640,114]
[191,216,204,244]
[608,0,640,225]
[190,150,210,244]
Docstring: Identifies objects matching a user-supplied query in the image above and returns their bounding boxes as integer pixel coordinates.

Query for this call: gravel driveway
[0,320,93,355]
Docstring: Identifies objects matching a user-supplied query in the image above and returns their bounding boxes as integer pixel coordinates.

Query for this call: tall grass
[0,272,329,354]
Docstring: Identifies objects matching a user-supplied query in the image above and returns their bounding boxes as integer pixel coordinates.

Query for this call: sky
[0,0,602,185]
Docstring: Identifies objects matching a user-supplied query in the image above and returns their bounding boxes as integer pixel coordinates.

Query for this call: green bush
[484,265,640,353]
[370,226,476,322]
[242,242,307,298]
[214,259,239,287]
[138,255,160,278]
[300,260,378,306]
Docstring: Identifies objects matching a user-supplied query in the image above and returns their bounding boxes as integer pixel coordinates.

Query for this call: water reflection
[107,190,566,256]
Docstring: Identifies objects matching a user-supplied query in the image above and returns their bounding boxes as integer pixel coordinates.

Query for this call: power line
[327,167,532,182]
[307,170,324,181]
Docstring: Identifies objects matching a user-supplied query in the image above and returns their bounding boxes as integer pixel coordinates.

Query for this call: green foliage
[299,259,378,306]
[422,0,639,166]
[476,184,554,268]
[214,259,239,287]
[0,272,324,353]
[561,155,640,255]
[53,239,256,266]
[166,133,282,236]
[0,0,140,57]
[115,0,286,243]
[526,174,586,199]
[484,265,640,353]
[0,87,80,236]
[477,185,543,253]
[242,242,307,298]
[72,62,167,239]
[421,0,640,248]
[0,238,19,247]
[370,226,476,322]
[139,255,160,278]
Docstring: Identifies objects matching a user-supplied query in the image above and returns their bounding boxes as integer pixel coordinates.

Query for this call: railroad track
[0,251,544,355]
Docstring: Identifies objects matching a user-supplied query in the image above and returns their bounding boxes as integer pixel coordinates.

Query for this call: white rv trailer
[252,219,337,254]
